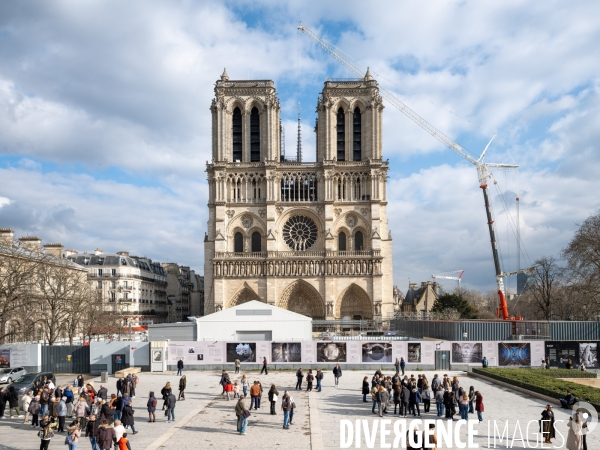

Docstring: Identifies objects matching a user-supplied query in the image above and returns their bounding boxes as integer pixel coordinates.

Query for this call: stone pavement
[1,369,599,449]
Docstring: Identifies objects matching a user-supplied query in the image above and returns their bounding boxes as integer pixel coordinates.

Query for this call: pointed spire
[221,68,229,81]
[364,67,373,81]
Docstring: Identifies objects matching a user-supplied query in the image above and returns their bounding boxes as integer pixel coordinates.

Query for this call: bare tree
[524,256,564,320]
[563,212,600,310]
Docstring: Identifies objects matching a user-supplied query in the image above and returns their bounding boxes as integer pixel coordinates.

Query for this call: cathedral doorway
[335,284,373,319]
[227,282,263,308]
[278,280,325,319]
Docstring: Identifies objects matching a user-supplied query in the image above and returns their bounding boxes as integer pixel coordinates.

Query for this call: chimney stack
[95,248,104,255]
[0,228,14,245]
[117,251,130,257]
[409,283,418,290]
[64,249,78,257]
[44,243,64,259]
[19,236,42,252]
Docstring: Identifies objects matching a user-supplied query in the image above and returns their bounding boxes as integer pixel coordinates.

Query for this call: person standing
[268,385,279,415]
[422,382,431,413]
[219,370,228,395]
[85,415,100,450]
[475,391,484,423]
[444,387,456,421]
[459,393,469,420]
[376,385,385,417]
[394,358,400,374]
[97,419,117,450]
[393,385,401,414]
[316,368,323,392]
[177,358,184,376]
[224,378,233,401]
[6,386,22,418]
[281,391,292,429]
[56,396,67,433]
[38,416,57,450]
[178,375,186,401]
[306,370,314,391]
[166,391,176,423]
[97,385,107,402]
[409,387,422,417]
[147,391,157,423]
[468,386,475,414]
[235,358,241,374]
[66,420,81,450]
[400,357,406,376]
[333,364,342,388]
[541,405,555,445]
[121,401,137,435]
[288,392,296,425]
[400,384,410,417]
[160,382,172,410]
[435,386,445,417]
[566,414,583,449]
[235,395,249,435]
[29,395,41,427]
[241,375,249,398]
[21,390,33,424]
[481,356,488,368]
[118,432,131,450]
[295,368,304,390]
[261,357,268,375]
[249,381,261,410]
[362,377,370,403]
[425,423,438,450]
[74,395,88,429]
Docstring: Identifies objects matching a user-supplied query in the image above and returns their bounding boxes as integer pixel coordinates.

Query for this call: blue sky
[1,1,599,295]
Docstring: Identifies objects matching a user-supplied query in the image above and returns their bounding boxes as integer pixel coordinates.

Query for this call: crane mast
[299,23,533,320]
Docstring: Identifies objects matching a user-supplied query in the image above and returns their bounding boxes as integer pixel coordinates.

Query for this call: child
[119,432,132,450]
[233,382,240,399]
[224,379,233,401]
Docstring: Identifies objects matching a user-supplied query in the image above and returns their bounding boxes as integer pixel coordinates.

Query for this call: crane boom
[298,23,529,320]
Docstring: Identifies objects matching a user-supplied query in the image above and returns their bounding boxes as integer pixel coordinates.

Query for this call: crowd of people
[363,371,484,424]
[0,371,184,450]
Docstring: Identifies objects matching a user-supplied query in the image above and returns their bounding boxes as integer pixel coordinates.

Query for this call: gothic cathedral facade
[204,69,394,320]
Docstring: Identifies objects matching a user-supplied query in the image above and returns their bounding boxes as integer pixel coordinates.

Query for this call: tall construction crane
[299,23,534,320]
[432,270,465,292]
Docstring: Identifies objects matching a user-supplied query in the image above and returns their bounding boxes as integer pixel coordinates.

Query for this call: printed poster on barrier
[498,343,531,366]
[316,342,346,362]
[271,343,302,362]
[362,342,393,363]
[0,349,9,368]
[226,343,256,363]
[579,342,598,368]
[407,343,421,363]
[451,342,483,363]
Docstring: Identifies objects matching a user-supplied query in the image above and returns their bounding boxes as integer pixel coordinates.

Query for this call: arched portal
[335,284,373,320]
[278,280,325,319]
[227,282,263,308]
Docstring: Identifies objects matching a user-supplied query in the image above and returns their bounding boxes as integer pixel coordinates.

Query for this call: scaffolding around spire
[296,102,302,162]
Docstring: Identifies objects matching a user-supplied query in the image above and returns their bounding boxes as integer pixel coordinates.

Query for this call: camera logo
[571,401,597,436]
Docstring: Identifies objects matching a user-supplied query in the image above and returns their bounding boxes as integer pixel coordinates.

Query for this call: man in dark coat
[177,359,184,376]
[166,392,177,423]
[333,364,342,388]
[85,415,100,449]
[97,385,108,401]
[295,369,304,390]
[97,419,117,450]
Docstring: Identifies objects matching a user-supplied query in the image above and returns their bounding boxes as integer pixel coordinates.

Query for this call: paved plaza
[0,369,598,449]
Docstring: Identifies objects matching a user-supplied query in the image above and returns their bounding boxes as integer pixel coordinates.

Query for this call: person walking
[295,368,304,390]
[176,358,184,376]
[178,375,186,401]
[241,375,249,398]
[235,395,249,435]
[21,390,32,424]
[118,432,131,450]
[306,370,314,391]
[268,385,279,415]
[121,401,137,435]
[281,391,292,429]
[333,364,342,388]
[233,382,240,399]
[249,381,261,410]
[261,357,268,375]
[66,420,81,450]
[97,419,117,450]
[219,370,228,396]
[288,392,296,425]
[166,391,176,423]
[394,358,400,374]
[74,395,88,429]
[468,386,475,414]
[541,405,555,445]
[400,357,406,376]
[370,385,379,414]
[235,358,241,374]
[475,391,484,423]
[224,378,233,401]
[147,391,157,423]
[362,377,370,402]
[6,386,22,418]
[97,385,107,402]
[316,368,323,392]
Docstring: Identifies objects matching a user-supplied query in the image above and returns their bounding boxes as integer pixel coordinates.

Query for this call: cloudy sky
[1,1,599,294]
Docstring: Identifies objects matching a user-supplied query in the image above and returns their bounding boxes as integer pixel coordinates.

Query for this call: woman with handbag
[268,385,279,415]
[66,420,81,450]
[235,395,250,435]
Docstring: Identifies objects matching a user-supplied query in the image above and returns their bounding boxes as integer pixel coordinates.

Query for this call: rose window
[282,215,318,251]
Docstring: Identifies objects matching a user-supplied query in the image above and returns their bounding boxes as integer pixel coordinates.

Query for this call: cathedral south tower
[204,69,394,320]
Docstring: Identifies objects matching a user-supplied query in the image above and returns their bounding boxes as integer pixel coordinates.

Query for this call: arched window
[232,107,242,162]
[336,107,345,161]
[354,231,364,251]
[353,107,361,161]
[250,107,260,162]
[338,232,347,252]
[251,231,261,252]
[234,232,244,253]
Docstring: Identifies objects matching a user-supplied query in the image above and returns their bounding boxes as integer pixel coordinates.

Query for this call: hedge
[473,368,600,412]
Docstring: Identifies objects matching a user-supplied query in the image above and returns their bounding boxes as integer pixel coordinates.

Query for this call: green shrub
[473,368,600,411]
